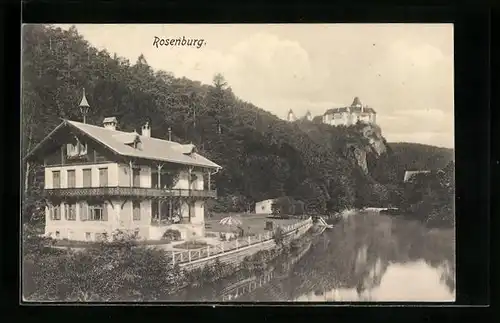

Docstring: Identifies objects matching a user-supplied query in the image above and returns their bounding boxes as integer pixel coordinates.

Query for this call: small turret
[79,88,91,124]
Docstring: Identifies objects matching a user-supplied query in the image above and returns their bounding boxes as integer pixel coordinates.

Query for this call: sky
[55,24,454,148]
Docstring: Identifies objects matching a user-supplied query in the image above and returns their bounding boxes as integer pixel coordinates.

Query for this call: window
[90,205,103,221]
[67,143,78,157]
[85,232,92,241]
[68,230,73,240]
[80,203,107,221]
[99,168,108,187]
[64,203,76,220]
[52,171,61,188]
[55,231,60,238]
[50,205,61,220]
[133,201,141,221]
[133,168,140,187]
[83,169,92,187]
[67,137,87,158]
[67,170,76,188]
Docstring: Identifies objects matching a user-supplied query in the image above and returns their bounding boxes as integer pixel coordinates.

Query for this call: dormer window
[126,135,142,150]
[181,144,197,157]
[66,136,87,158]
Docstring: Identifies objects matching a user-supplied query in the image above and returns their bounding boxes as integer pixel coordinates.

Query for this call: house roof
[255,198,276,204]
[26,119,222,169]
[103,117,117,124]
[403,170,431,182]
[324,106,376,115]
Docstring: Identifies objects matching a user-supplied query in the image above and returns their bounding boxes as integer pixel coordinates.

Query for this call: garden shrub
[162,229,181,241]
[23,228,185,301]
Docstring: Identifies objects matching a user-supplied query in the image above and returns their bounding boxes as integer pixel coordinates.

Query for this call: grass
[173,241,211,250]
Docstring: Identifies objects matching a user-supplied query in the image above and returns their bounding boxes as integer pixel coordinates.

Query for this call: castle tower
[287,109,296,122]
[351,96,362,108]
[305,110,312,121]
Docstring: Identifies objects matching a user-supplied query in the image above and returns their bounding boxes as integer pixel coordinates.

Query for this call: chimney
[103,117,118,130]
[141,121,151,137]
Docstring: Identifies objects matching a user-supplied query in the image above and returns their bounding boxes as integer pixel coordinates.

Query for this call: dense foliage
[387,142,454,182]
[23,228,186,301]
[399,161,455,227]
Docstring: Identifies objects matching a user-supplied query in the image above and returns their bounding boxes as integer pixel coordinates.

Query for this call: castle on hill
[287,97,377,127]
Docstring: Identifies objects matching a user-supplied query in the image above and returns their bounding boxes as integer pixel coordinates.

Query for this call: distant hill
[387,142,454,181]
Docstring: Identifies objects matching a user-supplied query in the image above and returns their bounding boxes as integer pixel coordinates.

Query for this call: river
[165,211,455,302]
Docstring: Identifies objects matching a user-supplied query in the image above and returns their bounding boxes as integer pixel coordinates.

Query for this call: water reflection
[296,260,454,302]
[166,211,455,302]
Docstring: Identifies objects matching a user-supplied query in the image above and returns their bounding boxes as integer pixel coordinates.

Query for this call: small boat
[317,216,333,229]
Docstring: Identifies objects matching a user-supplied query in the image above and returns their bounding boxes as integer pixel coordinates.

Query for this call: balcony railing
[44,187,217,199]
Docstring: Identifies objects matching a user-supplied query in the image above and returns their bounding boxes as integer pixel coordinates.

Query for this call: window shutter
[102,203,108,221]
[64,204,68,220]
[80,203,87,221]
[50,206,54,220]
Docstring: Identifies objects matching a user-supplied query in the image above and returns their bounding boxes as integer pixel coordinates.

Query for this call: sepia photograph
[21,23,455,303]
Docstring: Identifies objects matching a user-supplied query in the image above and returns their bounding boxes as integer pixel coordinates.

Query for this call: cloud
[390,41,446,69]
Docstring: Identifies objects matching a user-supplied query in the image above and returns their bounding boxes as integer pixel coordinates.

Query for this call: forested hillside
[21,25,453,220]
[387,142,454,181]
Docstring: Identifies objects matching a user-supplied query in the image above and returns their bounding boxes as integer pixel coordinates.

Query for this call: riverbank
[176,223,324,292]
[22,218,317,301]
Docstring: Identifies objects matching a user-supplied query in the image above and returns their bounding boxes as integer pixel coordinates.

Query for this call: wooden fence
[170,217,313,266]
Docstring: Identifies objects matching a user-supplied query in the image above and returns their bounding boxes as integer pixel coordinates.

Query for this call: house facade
[255,199,275,215]
[25,117,221,242]
[403,170,431,183]
[322,97,376,127]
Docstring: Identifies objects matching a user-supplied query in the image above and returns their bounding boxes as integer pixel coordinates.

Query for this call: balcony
[44,187,217,199]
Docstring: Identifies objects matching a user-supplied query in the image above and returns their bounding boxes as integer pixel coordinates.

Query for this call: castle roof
[351,97,362,107]
[323,96,376,115]
[324,106,376,115]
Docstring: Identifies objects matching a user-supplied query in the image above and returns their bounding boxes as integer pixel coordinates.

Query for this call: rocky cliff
[343,123,389,175]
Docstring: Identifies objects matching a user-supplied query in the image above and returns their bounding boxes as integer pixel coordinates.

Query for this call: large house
[322,97,377,126]
[24,93,221,242]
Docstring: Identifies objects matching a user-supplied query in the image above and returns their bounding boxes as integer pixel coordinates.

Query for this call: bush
[23,233,185,301]
[162,229,181,241]
[273,226,285,247]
